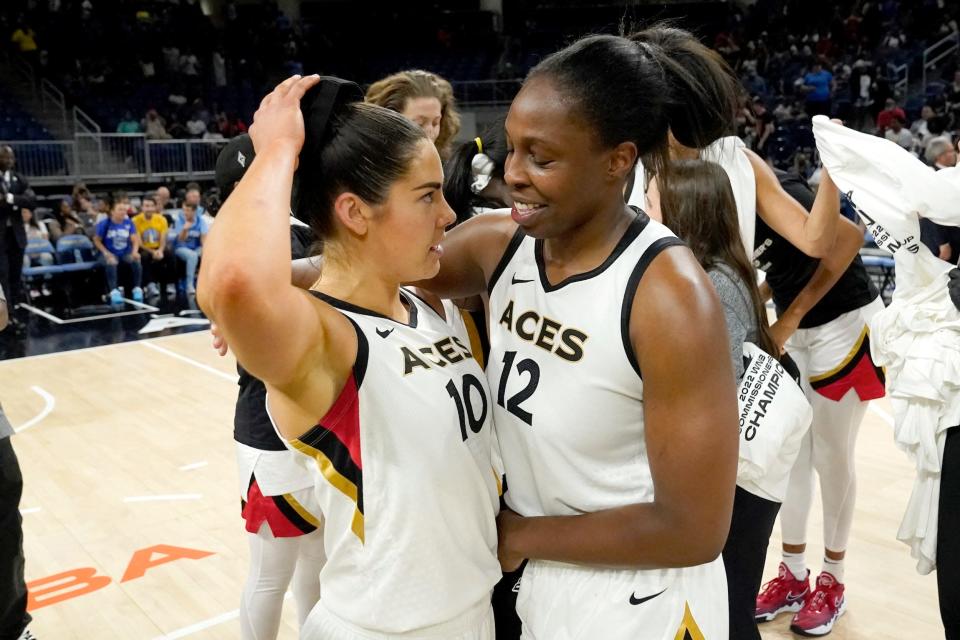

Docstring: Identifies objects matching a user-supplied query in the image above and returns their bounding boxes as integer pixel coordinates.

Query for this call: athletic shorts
[241,477,322,538]
[788,297,886,402]
[516,558,728,639]
[301,597,495,639]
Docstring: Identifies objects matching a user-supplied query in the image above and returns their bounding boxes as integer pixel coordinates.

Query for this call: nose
[438,195,456,228]
[503,153,528,190]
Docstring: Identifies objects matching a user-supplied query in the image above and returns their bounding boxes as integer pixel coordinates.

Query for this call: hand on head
[249,75,322,159]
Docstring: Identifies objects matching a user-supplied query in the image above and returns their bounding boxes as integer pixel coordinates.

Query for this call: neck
[315,244,407,322]
[542,197,634,268]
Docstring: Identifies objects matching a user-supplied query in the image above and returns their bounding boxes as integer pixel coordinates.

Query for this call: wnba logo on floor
[738,350,782,441]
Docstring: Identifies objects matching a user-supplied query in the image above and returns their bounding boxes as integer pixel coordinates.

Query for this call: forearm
[803,171,840,255]
[504,502,723,570]
[199,142,297,318]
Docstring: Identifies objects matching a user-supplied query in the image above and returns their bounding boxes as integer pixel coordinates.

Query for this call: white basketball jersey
[487,212,729,636]
[488,212,682,516]
[273,289,501,634]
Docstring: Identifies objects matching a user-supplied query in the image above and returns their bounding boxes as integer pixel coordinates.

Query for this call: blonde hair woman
[365,70,461,158]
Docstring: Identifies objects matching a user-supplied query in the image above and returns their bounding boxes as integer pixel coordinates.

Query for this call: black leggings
[939,426,960,639]
[723,485,782,640]
[0,437,30,640]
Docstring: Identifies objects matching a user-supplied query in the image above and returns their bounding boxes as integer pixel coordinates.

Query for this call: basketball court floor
[2,328,943,639]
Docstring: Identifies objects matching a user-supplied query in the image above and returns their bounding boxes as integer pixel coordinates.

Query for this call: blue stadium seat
[22,238,63,279]
[56,235,100,272]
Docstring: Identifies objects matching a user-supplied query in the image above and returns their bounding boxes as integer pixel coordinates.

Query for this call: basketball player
[753,176,885,637]
[198,75,501,639]
[418,34,740,637]
[212,134,326,640]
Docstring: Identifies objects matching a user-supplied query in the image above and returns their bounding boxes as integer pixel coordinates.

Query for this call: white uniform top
[271,289,501,633]
[488,211,683,515]
[628,136,757,257]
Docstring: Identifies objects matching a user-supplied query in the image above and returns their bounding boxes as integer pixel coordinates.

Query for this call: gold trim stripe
[281,493,322,529]
[809,326,869,384]
[673,602,705,640]
[290,439,365,542]
[460,309,486,369]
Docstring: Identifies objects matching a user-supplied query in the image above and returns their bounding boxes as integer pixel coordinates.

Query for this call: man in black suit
[0,146,35,333]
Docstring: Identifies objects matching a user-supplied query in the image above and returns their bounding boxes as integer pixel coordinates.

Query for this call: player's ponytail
[442,124,508,225]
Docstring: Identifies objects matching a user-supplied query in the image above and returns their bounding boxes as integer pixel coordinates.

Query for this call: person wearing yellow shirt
[133,193,170,299]
[10,23,37,54]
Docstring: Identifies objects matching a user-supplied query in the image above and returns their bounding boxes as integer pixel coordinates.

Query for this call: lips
[511,201,546,225]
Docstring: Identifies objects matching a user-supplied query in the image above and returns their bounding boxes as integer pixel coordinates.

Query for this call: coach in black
[0,146,35,333]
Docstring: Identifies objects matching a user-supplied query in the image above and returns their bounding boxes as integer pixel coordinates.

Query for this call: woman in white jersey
[198,75,501,639]
[418,34,742,638]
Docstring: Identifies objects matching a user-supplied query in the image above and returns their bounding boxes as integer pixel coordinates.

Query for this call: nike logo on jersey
[511,274,534,285]
[376,327,394,338]
[498,299,588,362]
[629,588,666,606]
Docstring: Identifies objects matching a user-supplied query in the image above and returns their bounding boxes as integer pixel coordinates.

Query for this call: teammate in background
[132,194,170,299]
[366,70,461,160]
[443,124,511,225]
[199,76,501,638]
[212,135,326,640]
[93,196,143,306]
[753,173,884,637]
[417,33,739,636]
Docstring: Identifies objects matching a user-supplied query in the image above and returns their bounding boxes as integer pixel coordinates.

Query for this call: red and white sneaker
[789,572,846,636]
[755,562,810,623]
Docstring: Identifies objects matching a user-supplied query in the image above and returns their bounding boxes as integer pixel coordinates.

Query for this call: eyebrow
[413,182,442,191]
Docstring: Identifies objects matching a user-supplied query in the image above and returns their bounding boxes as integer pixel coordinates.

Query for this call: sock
[783,551,807,581]
[823,556,845,583]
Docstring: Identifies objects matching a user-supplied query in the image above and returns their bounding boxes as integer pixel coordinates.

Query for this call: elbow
[197,263,256,321]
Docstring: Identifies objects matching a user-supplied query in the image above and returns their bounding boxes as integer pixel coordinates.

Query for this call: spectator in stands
[926,136,958,170]
[173,202,206,295]
[116,111,141,134]
[144,109,171,140]
[218,113,247,138]
[365,70,461,159]
[183,183,207,218]
[801,59,834,117]
[946,70,960,123]
[0,146,34,333]
[910,104,939,150]
[203,123,224,140]
[132,193,170,299]
[10,18,38,64]
[93,196,143,305]
[876,98,906,134]
[155,185,174,210]
[21,209,53,299]
[884,116,914,151]
[186,112,207,137]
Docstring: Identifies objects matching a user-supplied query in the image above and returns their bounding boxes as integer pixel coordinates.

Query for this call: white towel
[813,115,960,573]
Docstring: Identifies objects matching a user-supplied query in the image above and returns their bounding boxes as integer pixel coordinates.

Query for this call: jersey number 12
[497,350,540,426]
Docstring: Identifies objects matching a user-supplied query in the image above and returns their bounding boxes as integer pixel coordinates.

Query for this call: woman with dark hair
[366,70,461,159]
[416,32,740,637]
[443,124,511,224]
[199,76,501,638]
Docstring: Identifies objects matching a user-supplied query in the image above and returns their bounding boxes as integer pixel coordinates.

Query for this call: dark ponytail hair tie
[301,76,366,156]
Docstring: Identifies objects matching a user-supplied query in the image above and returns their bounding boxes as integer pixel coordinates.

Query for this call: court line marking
[870,404,895,427]
[0,331,209,365]
[140,342,238,382]
[15,386,55,433]
[178,461,208,472]
[152,593,291,639]
[20,507,41,515]
[19,299,160,324]
[123,494,203,503]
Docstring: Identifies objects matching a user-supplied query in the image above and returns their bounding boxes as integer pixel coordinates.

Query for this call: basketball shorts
[241,478,322,538]
[301,597,495,639]
[787,297,886,402]
[516,558,728,639]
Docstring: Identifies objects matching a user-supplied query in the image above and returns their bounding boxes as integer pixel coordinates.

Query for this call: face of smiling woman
[503,75,635,241]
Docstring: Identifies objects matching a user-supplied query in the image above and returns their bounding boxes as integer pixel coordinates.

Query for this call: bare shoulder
[450,210,519,274]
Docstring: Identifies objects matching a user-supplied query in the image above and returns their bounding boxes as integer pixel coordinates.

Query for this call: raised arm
[748,149,839,258]
[497,247,738,569]
[198,75,346,389]
[769,216,864,351]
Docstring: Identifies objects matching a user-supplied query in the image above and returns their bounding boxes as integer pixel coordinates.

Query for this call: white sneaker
[145,282,160,298]
[17,628,37,640]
